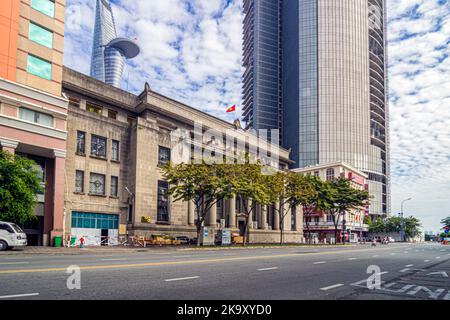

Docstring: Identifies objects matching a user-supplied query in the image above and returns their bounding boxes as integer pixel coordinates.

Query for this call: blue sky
[64,0,450,233]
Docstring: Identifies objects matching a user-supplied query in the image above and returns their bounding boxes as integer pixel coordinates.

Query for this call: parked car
[0,221,27,251]
[174,236,191,245]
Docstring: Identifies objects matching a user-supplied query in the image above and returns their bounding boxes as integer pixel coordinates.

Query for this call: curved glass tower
[242,0,390,220]
[90,0,140,88]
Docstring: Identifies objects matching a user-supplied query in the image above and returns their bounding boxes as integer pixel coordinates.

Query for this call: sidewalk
[0,245,181,256]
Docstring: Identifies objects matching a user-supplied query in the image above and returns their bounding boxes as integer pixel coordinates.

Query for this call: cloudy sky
[64,0,450,233]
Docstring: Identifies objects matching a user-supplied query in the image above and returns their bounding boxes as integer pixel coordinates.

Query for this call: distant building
[90,0,140,88]
[292,162,369,244]
[0,0,68,245]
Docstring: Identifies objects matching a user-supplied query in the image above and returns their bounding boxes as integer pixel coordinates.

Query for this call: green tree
[322,178,370,244]
[0,151,43,224]
[232,161,271,245]
[403,216,422,238]
[368,217,386,234]
[299,175,325,244]
[266,171,316,244]
[161,161,235,246]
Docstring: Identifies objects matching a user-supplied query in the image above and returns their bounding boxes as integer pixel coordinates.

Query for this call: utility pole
[400,198,412,242]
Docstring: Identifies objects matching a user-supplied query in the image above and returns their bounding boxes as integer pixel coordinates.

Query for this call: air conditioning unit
[220,219,226,228]
[252,221,258,229]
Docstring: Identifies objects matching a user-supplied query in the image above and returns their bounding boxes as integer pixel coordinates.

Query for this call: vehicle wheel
[0,240,8,251]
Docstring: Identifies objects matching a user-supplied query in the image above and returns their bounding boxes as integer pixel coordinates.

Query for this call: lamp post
[400,198,412,242]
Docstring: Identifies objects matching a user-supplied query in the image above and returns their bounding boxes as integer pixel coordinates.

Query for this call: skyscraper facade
[242,0,390,219]
[90,0,140,88]
[0,0,68,245]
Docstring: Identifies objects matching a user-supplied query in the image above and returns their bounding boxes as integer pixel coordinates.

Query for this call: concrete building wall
[62,68,302,244]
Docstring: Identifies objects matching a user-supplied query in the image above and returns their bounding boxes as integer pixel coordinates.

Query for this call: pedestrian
[79,236,85,249]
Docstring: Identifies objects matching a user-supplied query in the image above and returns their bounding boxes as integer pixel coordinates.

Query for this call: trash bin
[71,237,77,246]
[54,236,62,247]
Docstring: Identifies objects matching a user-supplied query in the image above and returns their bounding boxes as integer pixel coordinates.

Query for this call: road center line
[405,264,414,267]
[0,293,39,299]
[258,267,279,271]
[320,284,344,291]
[0,247,402,275]
[314,261,326,265]
[165,276,200,282]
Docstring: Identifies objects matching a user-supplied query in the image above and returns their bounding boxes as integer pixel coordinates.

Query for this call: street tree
[232,161,271,245]
[161,161,235,246]
[0,151,43,224]
[267,172,319,244]
[298,175,325,244]
[322,178,370,244]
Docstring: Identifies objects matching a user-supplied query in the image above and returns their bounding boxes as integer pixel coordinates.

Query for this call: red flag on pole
[226,105,236,113]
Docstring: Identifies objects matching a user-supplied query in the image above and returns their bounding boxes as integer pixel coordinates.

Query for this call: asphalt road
[0,243,449,300]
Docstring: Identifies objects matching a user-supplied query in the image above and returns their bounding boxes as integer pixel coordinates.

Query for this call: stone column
[228,196,236,228]
[247,200,253,229]
[0,138,19,154]
[50,150,66,246]
[188,200,195,226]
[273,202,280,230]
[261,205,268,230]
[208,201,217,227]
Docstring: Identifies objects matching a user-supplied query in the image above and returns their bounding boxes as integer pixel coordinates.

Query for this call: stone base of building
[249,229,304,244]
[127,223,304,245]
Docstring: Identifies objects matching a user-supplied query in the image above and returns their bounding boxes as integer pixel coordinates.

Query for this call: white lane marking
[314,261,326,265]
[0,293,39,299]
[436,257,441,259]
[320,283,344,291]
[424,260,431,262]
[400,268,411,273]
[257,267,279,271]
[171,255,194,258]
[405,264,414,268]
[372,255,380,258]
[165,276,200,282]
[377,271,389,276]
[390,253,396,255]
[348,258,357,261]
[0,262,30,265]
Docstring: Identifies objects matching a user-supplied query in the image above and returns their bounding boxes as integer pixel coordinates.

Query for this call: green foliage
[369,216,423,238]
[319,177,370,243]
[0,151,43,224]
[161,160,236,245]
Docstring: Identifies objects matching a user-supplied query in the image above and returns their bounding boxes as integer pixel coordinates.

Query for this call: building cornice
[0,78,68,109]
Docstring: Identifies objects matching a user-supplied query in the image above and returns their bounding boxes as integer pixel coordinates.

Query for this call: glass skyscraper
[90,0,140,88]
[242,0,390,219]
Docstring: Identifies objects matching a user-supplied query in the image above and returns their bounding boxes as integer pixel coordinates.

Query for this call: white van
[0,221,27,251]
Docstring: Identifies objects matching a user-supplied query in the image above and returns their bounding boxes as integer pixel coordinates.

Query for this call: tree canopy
[0,151,42,224]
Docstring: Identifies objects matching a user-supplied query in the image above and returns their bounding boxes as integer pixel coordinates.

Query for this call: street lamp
[399,198,412,242]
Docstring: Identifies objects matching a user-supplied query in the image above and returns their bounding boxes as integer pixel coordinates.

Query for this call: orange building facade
[0,0,68,246]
